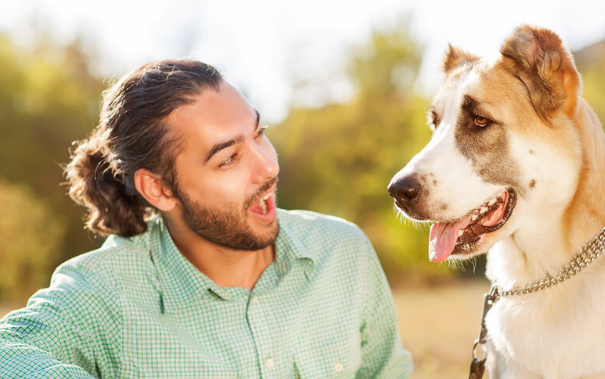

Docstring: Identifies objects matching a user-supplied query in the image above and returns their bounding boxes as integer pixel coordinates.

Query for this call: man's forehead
[164,83,259,156]
[167,83,256,129]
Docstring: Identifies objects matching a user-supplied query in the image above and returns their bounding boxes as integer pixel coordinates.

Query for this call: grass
[1,280,491,378]
[393,280,491,379]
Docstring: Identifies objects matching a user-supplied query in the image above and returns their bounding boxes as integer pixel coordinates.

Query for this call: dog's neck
[487,101,605,289]
[562,100,605,249]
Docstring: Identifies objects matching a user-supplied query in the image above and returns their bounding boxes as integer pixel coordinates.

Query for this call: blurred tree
[271,31,605,283]
[270,23,458,283]
[574,40,605,125]
[582,69,605,123]
[0,34,105,301]
[0,181,65,302]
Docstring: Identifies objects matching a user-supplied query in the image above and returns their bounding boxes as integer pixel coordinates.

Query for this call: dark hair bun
[64,59,222,237]
[66,134,147,237]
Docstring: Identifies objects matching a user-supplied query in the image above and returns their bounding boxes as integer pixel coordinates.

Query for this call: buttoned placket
[242,226,313,379]
[246,293,279,379]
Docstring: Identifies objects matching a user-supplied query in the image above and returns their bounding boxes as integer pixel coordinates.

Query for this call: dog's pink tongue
[429,216,472,262]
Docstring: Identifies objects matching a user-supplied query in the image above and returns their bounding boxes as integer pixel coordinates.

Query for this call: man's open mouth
[428,189,516,262]
[249,193,274,215]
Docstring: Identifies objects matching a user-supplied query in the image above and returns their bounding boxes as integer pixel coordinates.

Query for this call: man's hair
[65,59,223,237]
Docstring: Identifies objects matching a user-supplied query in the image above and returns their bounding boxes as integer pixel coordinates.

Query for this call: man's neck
[162,214,275,291]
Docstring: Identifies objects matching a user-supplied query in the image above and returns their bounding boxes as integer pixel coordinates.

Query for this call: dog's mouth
[429,188,516,262]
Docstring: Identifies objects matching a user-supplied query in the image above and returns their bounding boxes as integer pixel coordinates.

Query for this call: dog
[388,25,605,379]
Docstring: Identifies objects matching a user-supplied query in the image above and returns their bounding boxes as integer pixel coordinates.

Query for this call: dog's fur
[388,25,605,378]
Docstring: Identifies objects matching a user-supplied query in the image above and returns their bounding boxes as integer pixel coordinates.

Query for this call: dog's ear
[500,25,581,122]
[443,44,480,74]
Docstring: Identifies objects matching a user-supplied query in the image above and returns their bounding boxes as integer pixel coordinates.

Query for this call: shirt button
[334,361,343,372]
[251,296,259,304]
[266,358,274,369]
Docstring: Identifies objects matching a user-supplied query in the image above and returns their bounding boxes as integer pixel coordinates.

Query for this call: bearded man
[0,59,412,378]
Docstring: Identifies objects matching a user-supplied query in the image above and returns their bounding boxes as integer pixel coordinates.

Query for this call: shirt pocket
[294,332,362,379]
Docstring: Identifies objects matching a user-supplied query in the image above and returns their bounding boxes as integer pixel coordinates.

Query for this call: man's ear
[134,169,178,212]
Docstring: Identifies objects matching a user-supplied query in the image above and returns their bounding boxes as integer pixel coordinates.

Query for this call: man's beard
[176,178,279,251]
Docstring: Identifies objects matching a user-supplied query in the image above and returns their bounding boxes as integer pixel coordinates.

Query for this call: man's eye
[473,115,491,127]
[219,154,237,168]
[255,125,268,139]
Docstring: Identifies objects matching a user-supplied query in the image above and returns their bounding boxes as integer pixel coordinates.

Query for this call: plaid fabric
[0,209,413,378]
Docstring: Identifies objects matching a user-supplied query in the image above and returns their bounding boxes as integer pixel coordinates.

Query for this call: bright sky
[2,0,605,122]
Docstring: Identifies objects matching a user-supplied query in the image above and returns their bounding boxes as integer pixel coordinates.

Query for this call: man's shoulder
[278,208,367,240]
[23,222,163,319]
[277,208,373,261]
[62,235,150,271]
[55,225,157,290]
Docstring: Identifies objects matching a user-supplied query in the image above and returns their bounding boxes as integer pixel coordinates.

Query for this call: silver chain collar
[496,225,605,297]
[468,225,605,379]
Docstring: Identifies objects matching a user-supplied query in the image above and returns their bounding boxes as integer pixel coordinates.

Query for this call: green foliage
[574,40,605,126]
[0,181,65,301]
[270,25,457,282]
[271,30,605,283]
[581,69,605,125]
[2,23,603,302]
[0,34,105,301]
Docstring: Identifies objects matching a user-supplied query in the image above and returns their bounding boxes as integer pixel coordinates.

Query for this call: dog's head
[388,25,584,263]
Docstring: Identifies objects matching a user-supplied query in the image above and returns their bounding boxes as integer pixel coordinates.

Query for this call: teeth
[259,193,272,215]
[480,207,489,214]
[458,230,464,237]
[471,215,479,222]
[488,198,497,206]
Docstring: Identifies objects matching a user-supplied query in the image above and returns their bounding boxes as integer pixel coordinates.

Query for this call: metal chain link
[496,226,605,297]
[469,226,605,379]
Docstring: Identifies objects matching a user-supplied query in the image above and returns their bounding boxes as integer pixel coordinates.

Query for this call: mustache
[246,176,279,208]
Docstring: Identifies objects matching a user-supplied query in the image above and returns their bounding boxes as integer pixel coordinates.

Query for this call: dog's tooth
[480,207,489,214]
[472,215,479,222]
[458,230,464,237]
[488,198,497,206]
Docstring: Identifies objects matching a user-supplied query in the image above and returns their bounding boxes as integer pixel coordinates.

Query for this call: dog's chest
[485,277,605,378]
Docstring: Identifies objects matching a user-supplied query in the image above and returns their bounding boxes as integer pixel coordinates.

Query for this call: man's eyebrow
[204,110,261,164]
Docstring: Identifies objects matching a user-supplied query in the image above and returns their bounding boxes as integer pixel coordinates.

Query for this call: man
[0,59,412,378]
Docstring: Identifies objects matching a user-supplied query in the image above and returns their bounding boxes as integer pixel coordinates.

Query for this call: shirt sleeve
[356,238,414,378]
[0,264,118,378]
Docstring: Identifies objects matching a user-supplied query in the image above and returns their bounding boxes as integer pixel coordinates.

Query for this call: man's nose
[253,144,279,180]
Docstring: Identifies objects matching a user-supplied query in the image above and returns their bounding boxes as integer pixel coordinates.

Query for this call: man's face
[167,81,280,251]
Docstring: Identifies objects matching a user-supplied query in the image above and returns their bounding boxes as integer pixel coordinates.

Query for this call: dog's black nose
[388,175,421,203]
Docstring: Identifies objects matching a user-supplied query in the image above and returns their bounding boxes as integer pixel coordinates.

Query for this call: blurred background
[1,1,605,377]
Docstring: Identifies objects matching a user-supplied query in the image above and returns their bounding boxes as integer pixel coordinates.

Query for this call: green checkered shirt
[0,209,412,378]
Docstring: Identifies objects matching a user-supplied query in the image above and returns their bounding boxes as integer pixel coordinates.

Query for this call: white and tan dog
[388,25,605,379]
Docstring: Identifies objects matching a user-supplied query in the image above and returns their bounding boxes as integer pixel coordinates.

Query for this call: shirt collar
[149,217,230,312]
[274,209,316,280]
[147,210,316,312]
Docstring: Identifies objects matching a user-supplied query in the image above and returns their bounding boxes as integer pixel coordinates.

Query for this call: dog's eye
[473,115,491,127]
